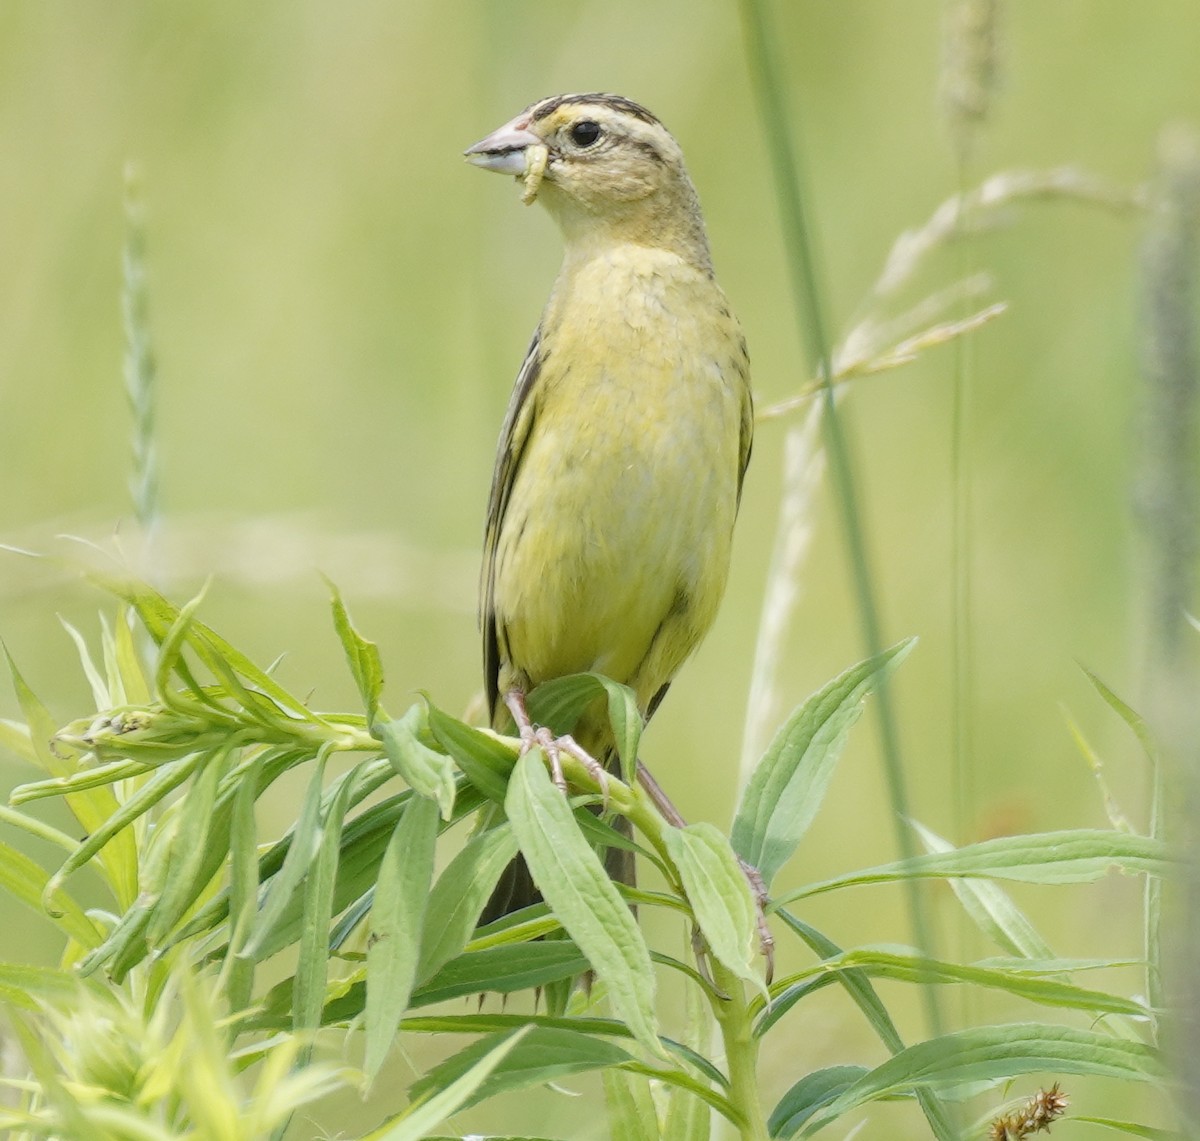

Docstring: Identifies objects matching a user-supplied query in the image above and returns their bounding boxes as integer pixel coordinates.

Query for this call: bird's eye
[569,120,603,148]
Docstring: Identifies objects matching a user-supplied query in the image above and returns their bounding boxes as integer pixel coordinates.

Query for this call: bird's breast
[491,248,747,700]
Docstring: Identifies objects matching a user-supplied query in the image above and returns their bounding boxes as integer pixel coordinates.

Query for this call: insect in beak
[464,116,550,204]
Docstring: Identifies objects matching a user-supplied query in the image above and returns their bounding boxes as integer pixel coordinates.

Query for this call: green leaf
[227,751,266,1014]
[775,830,1171,908]
[409,1026,632,1114]
[769,1065,869,1137]
[243,749,331,960]
[911,820,1054,960]
[732,640,914,886]
[427,702,515,802]
[417,824,519,983]
[663,822,761,992]
[58,618,109,709]
[295,764,361,1052]
[377,704,456,820]
[766,944,1150,1022]
[246,943,591,1033]
[146,746,235,944]
[413,943,591,1007]
[605,1068,662,1141]
[506,751,663,1057]
[0,839,101,949]
[0,962,95,1011]
[526,673,642,781]
[365,792,440,1081]
[399,1012,728,1091]
[1072,1117,1184,1139]
[328,579,384,722]
[663,964,717,1141]
[92,570,322,725]
[357,1026,532,1141]
[767,912,957,1141]
[6,649,137,906]
[0,717,36,763]
[799,1023,1165,1136]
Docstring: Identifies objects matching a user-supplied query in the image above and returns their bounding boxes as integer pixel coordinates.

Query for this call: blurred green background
[2,1,1197,1136]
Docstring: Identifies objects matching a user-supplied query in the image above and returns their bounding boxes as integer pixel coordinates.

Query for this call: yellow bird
[466,93,752,915]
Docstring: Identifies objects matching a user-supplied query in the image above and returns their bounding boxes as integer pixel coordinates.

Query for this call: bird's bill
[464,114,543,175]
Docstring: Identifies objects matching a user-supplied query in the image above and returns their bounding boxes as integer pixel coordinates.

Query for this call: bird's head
[465,93,710,264]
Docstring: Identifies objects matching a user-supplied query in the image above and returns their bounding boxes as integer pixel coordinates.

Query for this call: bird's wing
[481,328,543,722]
[736,358,754,508]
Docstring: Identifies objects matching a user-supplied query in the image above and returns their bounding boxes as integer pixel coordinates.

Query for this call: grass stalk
[736,0,942,1032]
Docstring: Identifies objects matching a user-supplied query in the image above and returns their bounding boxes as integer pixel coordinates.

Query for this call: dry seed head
[942,0,1002,144]
[987,1083,1069,1140]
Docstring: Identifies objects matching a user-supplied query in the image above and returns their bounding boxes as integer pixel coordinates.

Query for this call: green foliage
[0,584,1173,1138]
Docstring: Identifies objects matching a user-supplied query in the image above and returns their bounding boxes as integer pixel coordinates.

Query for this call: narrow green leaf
[733,640,914,885]
[0,717,36,763]
[769,911,956,1141]
[800,1023,1165,1136]
[328,579,384,722]
[357,1026,532,1141]
[146,745,235,943]
[92,570,321,724]
[378,705,456,819]
[663,822,761,992]
[526,673,641,781]
[6,1009,106,1141]
[58,618,109,709]
[6,649,137,905]
[244,943,591,1032]
[506,751,663,1057]
[911,820,1054,960]
[398,1012,727,1091]
[765,945,1150,1021]
[243,749,330,960]
[295,765,361,1051]
[0,962,94,1011]
[775,830,1171,908]
[417,824,519,983]
[110,606,152,706]
[597,676,642,783]
[226,751,266,1015]
[413,942,589,1007]
[1072,1117,1183,1139]
[664,967,717,1141]
[526,673,605,735]
[364,792,440,1081]
[769,1065,869,1138]
[0,840,101,948]
[604,1067,662,1141]
[409,1026,632,1113]
[427,703,515,802]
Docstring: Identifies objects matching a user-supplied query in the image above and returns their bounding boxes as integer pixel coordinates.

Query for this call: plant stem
[709,960,769,1141]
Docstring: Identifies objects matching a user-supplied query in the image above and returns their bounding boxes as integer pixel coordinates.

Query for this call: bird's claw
[738,855,775,985]
[505,690,609,805]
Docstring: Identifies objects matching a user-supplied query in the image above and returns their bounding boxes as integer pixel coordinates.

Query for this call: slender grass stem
[737,0,942,1031]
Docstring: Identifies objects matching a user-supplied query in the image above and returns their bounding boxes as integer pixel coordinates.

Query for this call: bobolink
[466,93,752,915]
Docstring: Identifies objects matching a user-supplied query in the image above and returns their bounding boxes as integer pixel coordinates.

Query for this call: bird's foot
[504,690,610,807]
[738,856,776,985]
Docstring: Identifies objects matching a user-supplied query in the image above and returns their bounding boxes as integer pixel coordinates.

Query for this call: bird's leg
[505,689,565,790]
[737,856,776,985]
[638,759,776,984]
[555,734,610,810]
[634,760,689,828]
[503,690,608,803]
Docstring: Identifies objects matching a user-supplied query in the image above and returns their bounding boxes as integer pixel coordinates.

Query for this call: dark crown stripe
[529,93,661,126]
